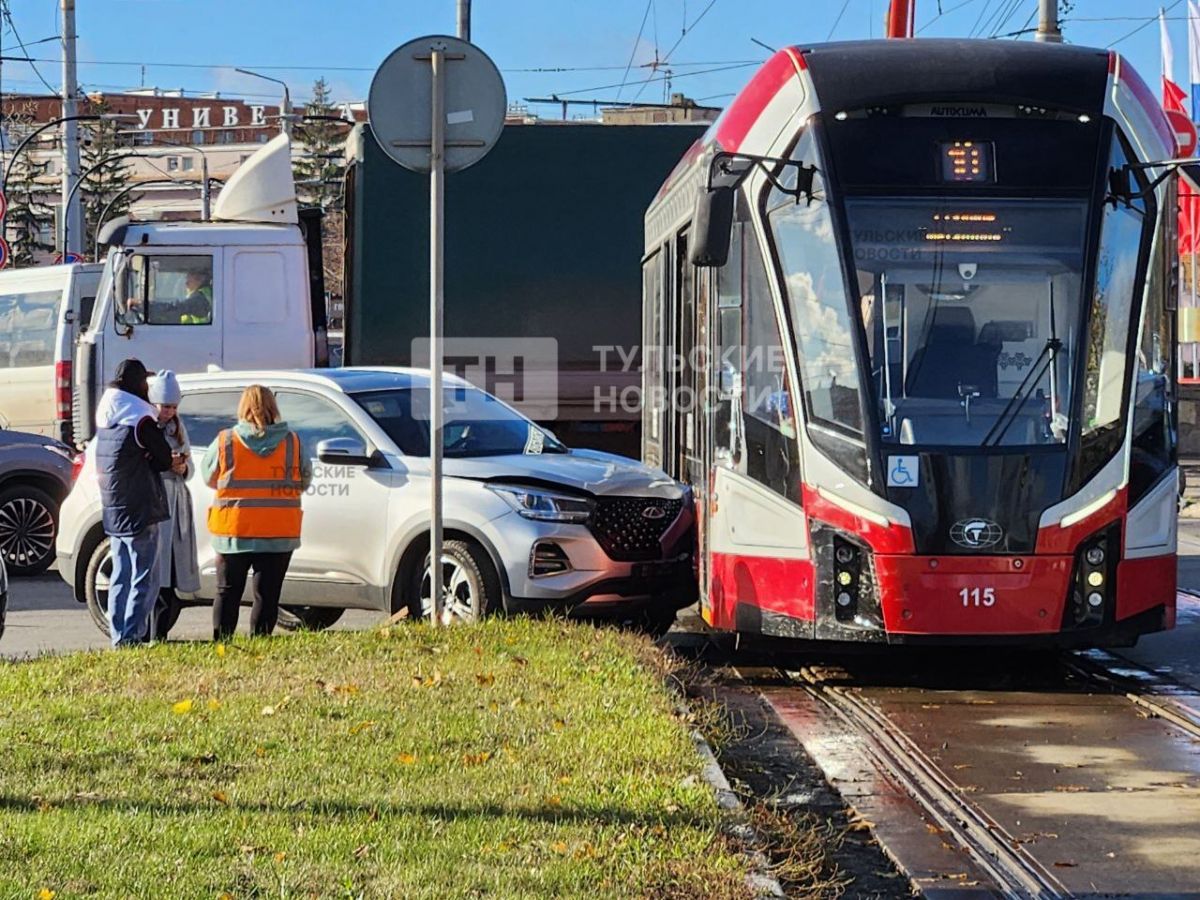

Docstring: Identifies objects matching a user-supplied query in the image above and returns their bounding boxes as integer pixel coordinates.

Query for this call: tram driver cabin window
[116,255,214,327]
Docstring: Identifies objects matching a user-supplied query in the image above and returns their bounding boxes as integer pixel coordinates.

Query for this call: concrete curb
[688,723,788,898]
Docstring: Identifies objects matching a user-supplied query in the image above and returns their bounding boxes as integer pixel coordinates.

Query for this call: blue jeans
[108,524,162,647]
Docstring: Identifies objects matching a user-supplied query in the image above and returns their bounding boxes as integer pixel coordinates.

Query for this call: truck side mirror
[690,185,736,268]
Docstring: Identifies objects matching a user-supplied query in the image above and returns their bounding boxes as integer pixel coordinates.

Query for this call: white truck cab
[73,133,325,444]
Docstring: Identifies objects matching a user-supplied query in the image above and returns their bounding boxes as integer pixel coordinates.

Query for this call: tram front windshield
[849,200,1094,448]
[848,198,1087,447]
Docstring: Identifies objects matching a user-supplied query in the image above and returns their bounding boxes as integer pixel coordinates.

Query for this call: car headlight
[487,484,593,523]
[44,443,74,463]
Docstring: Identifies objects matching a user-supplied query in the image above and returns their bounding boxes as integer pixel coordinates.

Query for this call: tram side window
[1130,198,1175,502]
[741,211,802,499]
[642,251,664,457]
[766,132,864,437]
[714,222,744,469]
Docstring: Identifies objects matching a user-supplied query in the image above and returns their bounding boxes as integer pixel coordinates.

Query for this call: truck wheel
[83,536,113,636]
[278,606,344,631]
[410,539,501,625]
[0,484,59,576]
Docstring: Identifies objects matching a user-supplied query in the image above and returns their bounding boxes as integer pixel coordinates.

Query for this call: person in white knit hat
[147,369,200,638]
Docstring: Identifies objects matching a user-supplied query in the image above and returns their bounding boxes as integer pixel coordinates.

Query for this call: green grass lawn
[0,620,749,899]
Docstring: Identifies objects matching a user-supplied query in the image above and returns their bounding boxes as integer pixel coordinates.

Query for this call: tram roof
[797,39,1113,115]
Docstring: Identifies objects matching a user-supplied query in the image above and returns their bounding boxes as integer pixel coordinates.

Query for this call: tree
[293,77,346,211]
[293,77,349,300]
[80,99,135,255]
[4,153,53,267]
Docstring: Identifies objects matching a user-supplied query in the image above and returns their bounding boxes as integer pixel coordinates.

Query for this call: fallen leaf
[396,752,418,766]
[37,890,56,900]
[212,790,229,805]
[207,699,222,711]
[547,794,562,807]
[217,894,234,900]
[463,751,492,766]
[510,656,528,667]
[274,851,287,863]
[473,645,482,655]
[36,800,52,813]
[261,706,276,717]
[353,843,371,859]
[215,643,226,658]
[552,718,566,730]
[349,720,377,736]
[550,841,568,854]
[255,746,266,758]
[475,673,495,687]
[172,699,194,715]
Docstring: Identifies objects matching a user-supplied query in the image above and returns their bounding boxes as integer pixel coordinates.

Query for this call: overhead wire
[629,0,721,102]
[1107,0,1183,47]
[2,1,57,94]
[618,0,660,101]
[826,0,853,41]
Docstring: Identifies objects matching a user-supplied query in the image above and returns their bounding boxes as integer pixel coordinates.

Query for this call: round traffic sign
[0,191,8,223]
[1166,109,1197,157]
[367,35,507,174]
[0,237,11,270]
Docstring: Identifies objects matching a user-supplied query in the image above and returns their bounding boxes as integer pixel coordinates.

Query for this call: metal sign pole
[429,43,446,626]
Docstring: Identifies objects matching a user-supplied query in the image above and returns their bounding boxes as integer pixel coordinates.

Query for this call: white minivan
[0,263,102,442]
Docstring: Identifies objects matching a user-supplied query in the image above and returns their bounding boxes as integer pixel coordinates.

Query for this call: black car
[0,428,74,575]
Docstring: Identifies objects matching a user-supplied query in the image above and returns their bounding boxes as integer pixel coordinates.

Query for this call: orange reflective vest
[207,429,304,539]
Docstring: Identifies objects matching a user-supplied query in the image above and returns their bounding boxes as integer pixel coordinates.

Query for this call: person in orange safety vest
[201,385,311,640]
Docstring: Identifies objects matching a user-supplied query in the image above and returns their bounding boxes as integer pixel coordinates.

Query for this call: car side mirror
[316,437,373,467]
[690,185,736,267]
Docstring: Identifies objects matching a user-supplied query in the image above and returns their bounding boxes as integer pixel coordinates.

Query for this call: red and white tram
[643,40,1183,646]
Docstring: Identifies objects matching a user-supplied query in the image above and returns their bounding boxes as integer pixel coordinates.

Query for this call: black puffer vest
[95,419,169,537]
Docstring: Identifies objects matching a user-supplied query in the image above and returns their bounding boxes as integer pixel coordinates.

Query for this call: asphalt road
[5,522,1200,662]
[1,567,383,658]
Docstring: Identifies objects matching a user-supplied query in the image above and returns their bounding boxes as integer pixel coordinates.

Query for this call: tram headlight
[837,570,853,586]
[835,545,855,565]
[1085,546,1105,566]
[1086,571,1104,587]
[1087,592,1104,608]
[837,591,853,608]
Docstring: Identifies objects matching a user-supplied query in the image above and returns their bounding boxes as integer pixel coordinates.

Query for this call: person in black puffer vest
[93,359,173,646]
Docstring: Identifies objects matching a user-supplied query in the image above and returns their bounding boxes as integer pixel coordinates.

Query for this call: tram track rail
[1065,651,1200,740]
[780,666,1073,900]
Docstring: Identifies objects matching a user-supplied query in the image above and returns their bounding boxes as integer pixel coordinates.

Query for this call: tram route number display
[939,140,995,183]
[960,586,996,607]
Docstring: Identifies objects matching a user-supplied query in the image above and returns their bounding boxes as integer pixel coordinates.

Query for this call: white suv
[56,368,695,634]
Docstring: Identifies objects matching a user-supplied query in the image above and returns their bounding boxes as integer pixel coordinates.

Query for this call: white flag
[1190,0,1200,88]
[1164,7,1176,83]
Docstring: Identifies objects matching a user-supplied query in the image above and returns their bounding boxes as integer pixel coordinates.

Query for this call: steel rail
[786,667,1073,900]
[1063,652,1200,740]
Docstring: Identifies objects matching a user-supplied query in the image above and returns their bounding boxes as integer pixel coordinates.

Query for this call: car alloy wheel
[0,487,58,576]
[419,555,481,624]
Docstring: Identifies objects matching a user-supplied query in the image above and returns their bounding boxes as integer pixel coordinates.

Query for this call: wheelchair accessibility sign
[887,455,919,488]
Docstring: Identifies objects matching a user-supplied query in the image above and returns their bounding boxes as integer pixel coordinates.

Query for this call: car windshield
[351,387,567,458]
[847,197,1087,447]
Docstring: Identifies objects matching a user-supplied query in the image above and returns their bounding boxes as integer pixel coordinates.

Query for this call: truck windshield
[847,197,1087,447]
[351,387,567,458]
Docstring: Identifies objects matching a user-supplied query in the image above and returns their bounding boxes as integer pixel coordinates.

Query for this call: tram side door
[669,229,703,485]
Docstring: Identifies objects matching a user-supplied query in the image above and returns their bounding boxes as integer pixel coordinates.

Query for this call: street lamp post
[146,137,213,220]
[92,176,222,259]
[234,68,293,136]
[60,148,196,255]
[1,114,133,209]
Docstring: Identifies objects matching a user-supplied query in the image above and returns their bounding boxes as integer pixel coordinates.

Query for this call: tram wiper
[980,338,1060,447]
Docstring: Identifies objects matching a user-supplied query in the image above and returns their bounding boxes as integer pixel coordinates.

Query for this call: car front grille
[589,496,683,562]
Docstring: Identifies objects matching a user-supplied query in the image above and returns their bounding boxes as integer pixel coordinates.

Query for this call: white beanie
[148,369,182,405]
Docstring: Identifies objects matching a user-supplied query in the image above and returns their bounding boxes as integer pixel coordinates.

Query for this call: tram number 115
[959,586,996,607]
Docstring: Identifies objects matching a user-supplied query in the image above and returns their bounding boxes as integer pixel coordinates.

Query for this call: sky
[0,1,1181,116]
